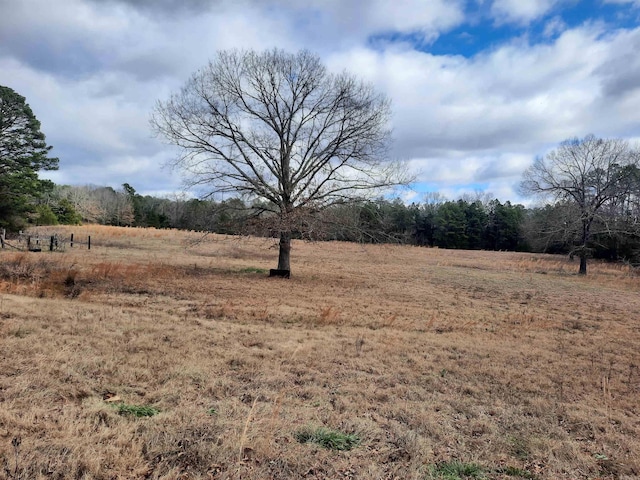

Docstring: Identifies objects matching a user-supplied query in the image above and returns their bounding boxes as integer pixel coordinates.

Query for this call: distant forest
[17,182,640,266]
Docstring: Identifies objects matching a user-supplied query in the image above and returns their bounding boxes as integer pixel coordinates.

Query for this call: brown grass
[1,225,639,479]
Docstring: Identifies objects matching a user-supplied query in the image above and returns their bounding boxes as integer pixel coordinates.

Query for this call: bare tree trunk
[579,252,587,275]
[579,221,589,275]
[277,231,291,272]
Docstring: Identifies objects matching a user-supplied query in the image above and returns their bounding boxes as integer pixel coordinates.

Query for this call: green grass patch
[494,466,538,479]
[425,461,538,480]
[426,461,486,479]
[9,327,31,338]
[294,427,360,451]
[238,267,268,274]
[113,403,159,418]
[508,436,530,460]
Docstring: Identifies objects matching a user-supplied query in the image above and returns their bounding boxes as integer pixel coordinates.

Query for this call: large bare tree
[521,135,640,275]
[152,49,405,274]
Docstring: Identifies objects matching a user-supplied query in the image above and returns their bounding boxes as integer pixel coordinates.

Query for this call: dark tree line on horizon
[22,181,640,266]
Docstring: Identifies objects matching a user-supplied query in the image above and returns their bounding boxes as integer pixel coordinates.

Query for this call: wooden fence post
[70,233,74,248]
[50,236,55,252]
[88,236,91,250]
[0,228,5,249]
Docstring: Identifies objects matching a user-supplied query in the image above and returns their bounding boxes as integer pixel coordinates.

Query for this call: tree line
[22,182,640,266]
[28,183,527,250]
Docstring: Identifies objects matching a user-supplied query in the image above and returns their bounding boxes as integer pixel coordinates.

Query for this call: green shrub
[33,205,58,226]
[54,198,82,225]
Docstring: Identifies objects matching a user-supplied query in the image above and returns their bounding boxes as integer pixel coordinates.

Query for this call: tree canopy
[0,85,58,230]
[152,49,407,274]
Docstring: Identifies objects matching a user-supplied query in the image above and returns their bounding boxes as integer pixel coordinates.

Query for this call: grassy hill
[1,225,638,479]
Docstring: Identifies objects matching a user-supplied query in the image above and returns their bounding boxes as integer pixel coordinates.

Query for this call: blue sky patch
[370,0,640,58]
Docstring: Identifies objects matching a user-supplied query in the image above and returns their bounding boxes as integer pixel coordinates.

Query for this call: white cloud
[327,22,640,199]
[0,0,300,192]
[543,15,568,37]
[1,0,640,201]
[603,0,640,6]
[256,0,466,46]
[490,0,565,24]
[331,0,465,40]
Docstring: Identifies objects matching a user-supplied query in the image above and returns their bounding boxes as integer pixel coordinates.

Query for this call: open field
[1,225,639,479]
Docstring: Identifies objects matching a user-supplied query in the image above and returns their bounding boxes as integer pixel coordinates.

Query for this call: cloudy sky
[1,0,640,203]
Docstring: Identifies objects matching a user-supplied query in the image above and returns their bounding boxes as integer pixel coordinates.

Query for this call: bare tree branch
[521,135,640,274]
[151,49,410,273]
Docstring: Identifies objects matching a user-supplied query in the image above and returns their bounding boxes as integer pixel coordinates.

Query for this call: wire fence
[0,229,91,252]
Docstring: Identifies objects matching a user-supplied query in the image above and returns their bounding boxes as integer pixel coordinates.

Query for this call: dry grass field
[1,225,639,480]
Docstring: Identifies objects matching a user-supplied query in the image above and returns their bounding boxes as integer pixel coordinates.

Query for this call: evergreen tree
[0,85,58,230]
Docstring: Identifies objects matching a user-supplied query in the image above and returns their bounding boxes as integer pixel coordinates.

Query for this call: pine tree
[0,85,59,230]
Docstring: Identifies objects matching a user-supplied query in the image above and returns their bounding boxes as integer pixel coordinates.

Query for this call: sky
[1,0,640,204]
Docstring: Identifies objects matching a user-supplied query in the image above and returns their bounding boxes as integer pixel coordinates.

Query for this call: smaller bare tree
[521,134,640,274]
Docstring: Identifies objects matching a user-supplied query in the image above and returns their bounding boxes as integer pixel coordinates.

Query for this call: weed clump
[426,460,485,479]
[294,427,360,451]
[426,461,538,480]
[238,267,268,274]
[113,403,159,418]
[0,253,53,283]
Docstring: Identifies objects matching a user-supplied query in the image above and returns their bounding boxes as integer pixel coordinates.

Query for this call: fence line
[0,230,91,252]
